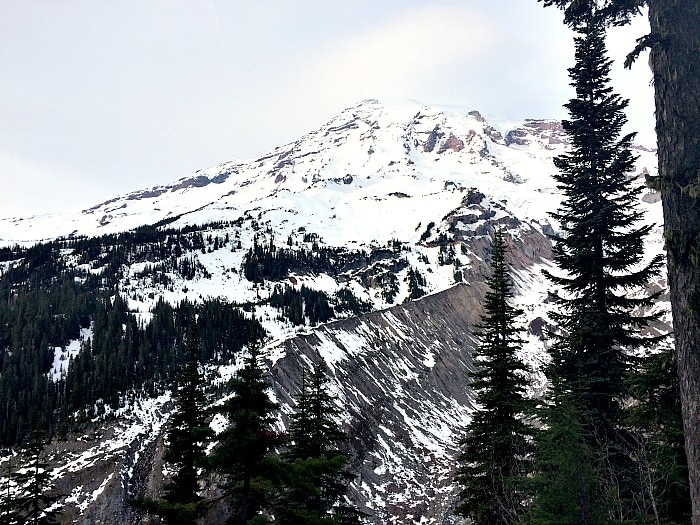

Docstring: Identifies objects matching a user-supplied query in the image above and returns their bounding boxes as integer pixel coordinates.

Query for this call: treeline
[270,284,372,326]
[0,220,233,287]
[0,278,259,444]
[242,237,369,283]
[0,218,383,447]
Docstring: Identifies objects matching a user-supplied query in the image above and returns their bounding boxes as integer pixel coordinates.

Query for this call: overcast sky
[0,1,654,219]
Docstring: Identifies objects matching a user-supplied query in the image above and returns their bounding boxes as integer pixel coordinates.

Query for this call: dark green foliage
[8,432,58,525]
[406,267,426,300]
[286,364,347,463]
[276,363,362,525]
[0,218,371,448]
[419,221,435,242]
[541,1,700,520]
[270,285,333,326]
[538,0,643,28]
[128,497,207,525]
[242,237,367,284]
[380,272,399,304]
[0,277,97,443]
[269,285,370,326]
[60,296,257,427]
[210,320,282,525]
[455,229,532,525]
[542,17,662,441]
[333,288,372,316]
[0,244,22,263]
[0,450,21,524]
[528,391,607,525]
[626,346,691,524]
[130,322,213,524]
[0,237,260,446]
[299,288,333,326]
[535,15,665,523]
[437,243,457,266]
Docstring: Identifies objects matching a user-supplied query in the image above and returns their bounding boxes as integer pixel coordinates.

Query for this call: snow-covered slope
[0,99,609,243]
[0,98,662,311]
[0,99,664,524]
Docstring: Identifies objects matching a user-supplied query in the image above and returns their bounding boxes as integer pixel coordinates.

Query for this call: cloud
[300,6,498,103]
[0,150,114,219]
[0,152,71,218]
[605,11,656,147]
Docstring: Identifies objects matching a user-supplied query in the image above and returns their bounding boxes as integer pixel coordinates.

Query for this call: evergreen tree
[535,12,664,521]
[539,1,700,518]
[626,345,691,524]
[543,15,663,436]
[10,432,58,525]
[130,322,212,524]
[0,450,21,525]
[276,362,362,524]
[210,317,282,525]
[534,0,700,512]
[528,389,607,525]
[406,267,426,301]
[455,229,533,525]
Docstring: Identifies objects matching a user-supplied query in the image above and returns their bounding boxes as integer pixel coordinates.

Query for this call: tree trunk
[646,1,700,523]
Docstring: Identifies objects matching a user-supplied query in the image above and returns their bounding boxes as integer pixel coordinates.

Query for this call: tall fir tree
[130,322,212,524]
[455,229,533,525]
[538,1,700,516]
[210,315,282,525]
[543,14,663,438]
[534,12,664,521]
[276,362,362,525]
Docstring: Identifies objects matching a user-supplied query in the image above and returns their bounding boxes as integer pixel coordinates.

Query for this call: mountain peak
[0,99,641,248]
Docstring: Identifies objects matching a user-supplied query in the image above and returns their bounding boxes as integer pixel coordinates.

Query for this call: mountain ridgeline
[0,99,664,524]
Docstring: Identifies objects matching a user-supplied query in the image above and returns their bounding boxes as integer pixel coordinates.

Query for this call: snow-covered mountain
[0,99,576,243]
[0,99,664,524]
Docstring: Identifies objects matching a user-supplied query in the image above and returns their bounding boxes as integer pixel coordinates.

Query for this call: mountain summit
[2,99,574,244]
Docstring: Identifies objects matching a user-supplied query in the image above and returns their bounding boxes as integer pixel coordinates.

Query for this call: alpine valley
[0,99,666,524]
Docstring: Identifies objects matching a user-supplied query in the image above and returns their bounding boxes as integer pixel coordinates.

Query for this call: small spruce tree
[455,229,533,525]
[210,316,282,525]
[0,449,22,525]
[10,432,58,525]
[406,267,426,301]
[276,362,362,524]
[130,322,212,524]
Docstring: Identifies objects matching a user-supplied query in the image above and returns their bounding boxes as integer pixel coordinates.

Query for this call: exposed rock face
[438,133,466,153]
[44,285,484,525]
[40,397,172,525]
[505,119,567,149]
[271,284,484,524]
[424,125,445,153]
[170,175,213,191]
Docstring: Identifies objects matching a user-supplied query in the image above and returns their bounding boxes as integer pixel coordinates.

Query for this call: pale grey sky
[0,1,654,219]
